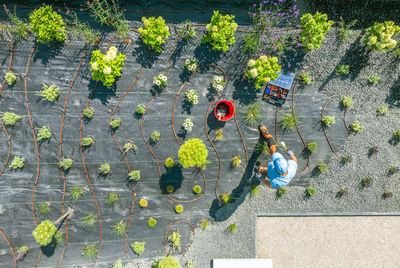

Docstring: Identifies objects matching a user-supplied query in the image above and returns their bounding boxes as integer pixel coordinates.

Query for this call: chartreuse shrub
[193,185,202,194]
[368,75,380,85]
[175,205,184,214]
[59,157,73,170]
[82,243,98,259]
[168,232,181,251]
[231,156,241,167]
[365,21,400,52]
[70,186,84,200]
[29,5,66,43]
[350,120,363,132]
[82,137,95,147]
[130,241,145,255]
[110,118,121,129]
[250,186,260,198]
[99,163,111,175]
[202,11,238,52]
[2,112,22,126]
[82,214,97,228]
[241,102,261,127]
[113,259,123,268]
[123,141,136,153]
[299,12,333,50]
[139,198,148,208]
[148,217,157,227]
[336,65,350,76]
[393,131,400,141]
[37,126,52,141]
[178,138,209,168]
[214,128,224,141]
[38,202,50,216]
[317,163,328,173]
[83,107,94,119]
[166,185,174,193]
[151,131,161,143]
[322,116,336,127]
[306,186,317,196]
[10,156,24,170]
[128,170,140,182]
[36,84,59,102]
[246,56,280,89]
[165,157,174,168]
[136,104,145,115]
[342,96,354,108]
[377,106,389,116]
[90,46,126,88]
[138,16,170,52]
[112,220,126,236]
[154,257,180,268]
[226,223,237,233]
[5,71,17,85]
[299,72,312,85]
[32,220,56,246]
[200,219,210,230]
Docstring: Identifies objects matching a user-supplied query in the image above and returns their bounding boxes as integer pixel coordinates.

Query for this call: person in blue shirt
[255,125,297,188]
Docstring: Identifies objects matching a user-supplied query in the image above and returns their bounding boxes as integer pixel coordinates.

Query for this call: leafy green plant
[255,141,270,158]
[123,141,136,153]
[277,187,288,197]
[82,137,95,147]
[82,243,98,259]
[150,131,160,143]
[185,260,194,268]
[36,83,59,102]
[281,113,298,132]
[138,16,170,52]
[214,128,224,141]
[154,74,168,87]
[90,46,126,88]
[361,176,373,187]
[32,220,57,246]
[82,214,97,228]
[54,230,65,244]
[388,166,399,175]
[65,11,101,45]
[136,105,145,115]
[3,5,30,39]
[226,223,237,233]
[350,120,363,132]
[221,193,231,204]
[250,186,260,198]
[156,257,179,268]
[299,72,313,85]
[168,232,181,251]
[299,12,334,50]
[185,89,199,104]
[336,65,350,76]
[106,192,120,206]
[10,156,24,170]
[382,191,393,199]
[342,156,351,163]
[202,10,238,52]
[178,20,197,39]
[241,102,262,127]
[165,157,174,168]
[337,17,358,41]
[231,156,241,168]
[394,47,400,59]
[369,146,379,156]
[368,75,380,85]
[322,116,336,127]
[193,185,202,194]
[4,71,17,85]
[317,163,328,173]
[166,185,174,193]
[307,142,318,153]
[99,163,111,175]
[306,186,317,196]
[183,117,193,132]
[377,106,389,116]
[70,186,84,200]
[393,131,400,141]
[38,202,50,216]
[110,118,121,129]
[113,259,123,268]
[338,187,348,197]
[130,241,145,255]
[15,245,30,262]
[59,157,73,170]
[200,219,209,230]
[178,138,209,168]
[37,126,52,141]
[212,75,226,92]
[1,112,22,126]
[29,5,66,43]
[175,205,184,214]
[112,220,126,236]
[185,58,198,72]
[148,217,157,227]
[342,96,354,108]
[246,56,281,89]
[365,21,400,52]
[139,198,148,208]
[83,107,94,119]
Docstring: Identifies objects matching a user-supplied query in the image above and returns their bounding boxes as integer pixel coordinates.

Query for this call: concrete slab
[213,258,273,268]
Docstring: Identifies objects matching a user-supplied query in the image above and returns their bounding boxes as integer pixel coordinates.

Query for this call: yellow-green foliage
[138,16,170,52]
[299,12,333,50]
[29,5,66,43]
[112,220,126,236]
[342,96,354,108]
[148,217,157,227]
[231,156,241,167]
[221,193,231,204]
[200,219,210,230]
[5,71,17,85]
[128,170,140,181]
[178,138,209,168]
[165,157,174,168]
[246,56,281,89]
[36,84,59,102]
[175,205,184,214]
[350,120,363,132]
[130,241,145,255]
[193,185,202,194]
[322,116,335,127]
[139,198,148,208]
[365,21,400,52]
[10,156,24,169]
[59,157,73,170]
[82,243,98,259]
[32,220,56,246]
[168,232,181,251]
[37,126,52,141]
[157,257,180,268]
[2,112,22,126]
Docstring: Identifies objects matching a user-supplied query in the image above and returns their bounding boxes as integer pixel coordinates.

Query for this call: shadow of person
[160,165,184,192]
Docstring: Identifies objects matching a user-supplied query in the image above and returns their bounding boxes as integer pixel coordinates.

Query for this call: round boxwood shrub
[158,256,179,268]
[148,217,157,227]
[178,138,209,168]
[175,205,184,214]
[165,157,174,168]
[32,220,56,246]
[29,5,66,43]
[193,185,202,194]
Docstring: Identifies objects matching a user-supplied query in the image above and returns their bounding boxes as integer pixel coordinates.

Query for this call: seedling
[342,156,351,163]
[193,185,202,194]
[136,104,145,115]
[165,157,174,168]
[38,202,51,216]
[317,163,328,173]
[281,113,298,132]
[342,96,354,108]
[54,230,64,244]
[82,137,95,147]
[139,198,148,208]
[361,176,373,188]
[83,107,94,119]
[106,192,120,206]
[250,186,260,198]
[306,186,317,196]
[99,163,111,175]
[338,187,348,197]
[10,156,24,169]
[226,223,237,233]
[377,106,389,116]
[15,245,29,262]
[335,65,350,76]
[186,260,194,268]
[241,102,261,127]
[4,71,17,85]
[150,131,160,143]
[307,142,318,153]
[130,241,145,255]
[113,259,122,268]
[393,131,400,141]
[277,187,288,197]
[350,121,363,132]
[369,146,379,156]
[322,116,336,127]
[112,220,126,236]
[70,186,85,200]
[82,243,98,259]
[2,112,22,126]
[368,75,380,85]
[388,166,399,175]
[123,141,136,153]
[37,126,52,141]
[168,232,181,251]
[255,141,270,158]
[299,72,312,85]
[148,217,157,227]
[200,219,210,230]
[231,156,241,168]
[109,118,121,129]
[59,157,73,170]
[166,185,174,193]
[82,214,97,228]
[382,191,393,199]
[175,205,184,214]
[214,128,224,141]
[36,83,59,102]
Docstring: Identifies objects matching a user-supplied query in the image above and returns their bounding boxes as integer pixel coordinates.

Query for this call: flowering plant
[364,21,400,52]
[299,12,333,50]
[246,55,281,89]
[202,11,238,52]
[183,118,193,132]
[153,74,168,87]
[212,75,225,93]
[90,46,125,88]
[185,89,199,104]
[178,21,197,39]
[138,16,170,52]
[185,58,198,72]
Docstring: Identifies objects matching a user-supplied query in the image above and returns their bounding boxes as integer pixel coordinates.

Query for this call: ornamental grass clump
[10,156,24,170]
[364,21,400,52]
[350,120,363,132]
[99,163,111,175]
[336,65,350,76]
[202,11,237,52]
[168,232,181,251]
[130,241,145,255]
[38,202,50,216]
[151,131,160,143]
[153,74,168,87]
[377,106,389,116]
[148,217,157,227]
[175,205,184,214]
[342,96,354,108]
[4,71,17,85]
[183,118,193,132]
[59,157,73,170]
[361,176,373,188]
[226,223,237,233]
[110,118,121,129]
[70,186,84,200]
[32,220,56,246]
[185,89,199,104]
[136,104,145,115]
[200,219,209,230]
[214,128,224,141]
[138,16,170,52]
[299,12,333,50]
[3,5,30,40]
[128,170,140,182]
[82,243,98,259]
[165,157,174,168]
[212,75,225,93]
[241,102,261,127]
[82,137,95,147]
[83,107,94,119]
[322,116,336,127]
[178,138,209,168]
[193,185,202,194]
[112,220,126,236]
[90,46,126,88]
[29,5,66,43]
[82,214,97,228]
[178,20,197,39]
[255,141,270,158]
[299,72,313,85]
[281,113,298,132]
[2,112,22,126]
[368,75,380,85]
[37,126,52,141]
[36,84,59,102]
[231,156,241,168]
[250,186,260,198]
[106,192,120,206]
[185,58,198,72]
[221,193,231,204]
[246,56,281,89]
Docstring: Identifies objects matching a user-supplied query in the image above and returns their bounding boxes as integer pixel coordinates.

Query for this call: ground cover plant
[135,104,145,115]
[165,157,174,168]
[139,198,148,208]
[322,116,335,127]
[82,214,97,228]
[82,137,95,147]
[193,185,202,194]
[306,186,317,196]
[82,243,98,259]
[185,89,199,104]
[342,96,354,108]
[175,205,184,214]
[178,21,197,39]
[99,163,111,175]
[226,223,237,233]
[368,75,380,85]
[183,118,193,132]
[138,16,170,52]
[29,5,66,43]
[212,75,225,93]
[110,118,121,129]
[307,142,318,153]
[70,186,84,200]
[317,163,328,173]
[200,219,210,230]
[377,106,389,116]
[83,107,94,119]
[350,120,363,132]
[168,231,181,251]
[299,72,312,85]
[154,74,168,87]
[154,257,179,268]
[151,131,161,143]
[277,187,288,197]
[128,170,140,181]
[130,241,145,255]
[336,65,350,76]
[37,126,52,141]
[10,156,24,170]
[148,217,157,227]
[123,141,136,153]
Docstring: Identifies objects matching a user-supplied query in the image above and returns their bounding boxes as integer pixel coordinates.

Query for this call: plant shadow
[160,165,184,192]
[33,42,64,65]
[87,79,116,105]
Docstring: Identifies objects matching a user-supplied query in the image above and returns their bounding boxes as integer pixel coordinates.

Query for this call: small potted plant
[214,100,234,121]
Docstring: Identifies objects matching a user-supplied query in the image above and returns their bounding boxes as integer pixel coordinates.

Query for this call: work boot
[255,165,268,176]
[258,125,270,140]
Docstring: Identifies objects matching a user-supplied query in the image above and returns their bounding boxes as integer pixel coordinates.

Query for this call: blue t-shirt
[267,152,297,188]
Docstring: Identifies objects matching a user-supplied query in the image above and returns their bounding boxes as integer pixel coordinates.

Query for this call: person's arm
[287,150,297,163]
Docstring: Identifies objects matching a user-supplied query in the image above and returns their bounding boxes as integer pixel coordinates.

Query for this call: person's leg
[258,125,276,154]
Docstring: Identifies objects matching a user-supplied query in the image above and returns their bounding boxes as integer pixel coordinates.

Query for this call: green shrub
[128,170,140,182]
[99,163,111,175]
[4,71,17,85]
[2,112,22,126]
[342,96,354,108]
[150,131,160,143]
[246,56,281,89]
[175,205,184,214]
[231,156,241,168]
[281,113,298,132]
[368,75,380,84]
[70,186,84,200]
[365,21,400,52]
[299,12,333,50]
[193,185,202,194]
[200,219,209,230]
[148,217,157,227]
[336,65,350,76]
[38,202,50,216]
[388,166,399,175]
[178,138,209,168]
[277,187,288,197]
[139,198,148,208]
[130,241,145,255]
[10,156,24,170]
[112,220,126,236]
[110,118,121,129]
[82,243,98,259]
[37,126,52,141]
[322,116,335,127]
[138,16,170,52]
[29,5,66,43]
[123,141,136,153]
[90,46,126,88]
[317,163,328,173]
[250,186,260,198]
[136,104,145,115]
[393,131,400,141]
[83,107,94,119]
[36,84,59,102]
[165,157,174,168]
[82,214,97,228]
[299,72,312,85]
[168,232,181,251]
[369,146,379,155]
[226,223,237,233]
[202,11,238,52]
[82,137,95,147]
[306,186,317,196]
[306,142,318,153]
[32,220,56,246]
[377,106,388,116]
[241,102,262,127]
[350,120,363,132]
[59,157,73,170]
[157,257,179,268]
[106,192,120,206]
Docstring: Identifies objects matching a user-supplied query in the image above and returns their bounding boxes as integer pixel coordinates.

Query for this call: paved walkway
[257,216,400,268]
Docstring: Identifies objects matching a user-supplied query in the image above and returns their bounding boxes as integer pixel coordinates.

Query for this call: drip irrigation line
[57,38,87,267]
[343,107,352,135]
[163,219,195,260]
[0,228,17,268]
[321,96,339,157]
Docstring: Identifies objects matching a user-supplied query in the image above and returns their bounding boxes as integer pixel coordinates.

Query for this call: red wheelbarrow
[214,100,234,121]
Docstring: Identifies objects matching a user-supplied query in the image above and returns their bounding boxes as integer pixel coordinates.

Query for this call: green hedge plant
[299,12,333,50]
[138,16,170,52]
[246,56,281,89]
[365,21,400,52]
[29,5,66,43]
[178,138,209,168]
